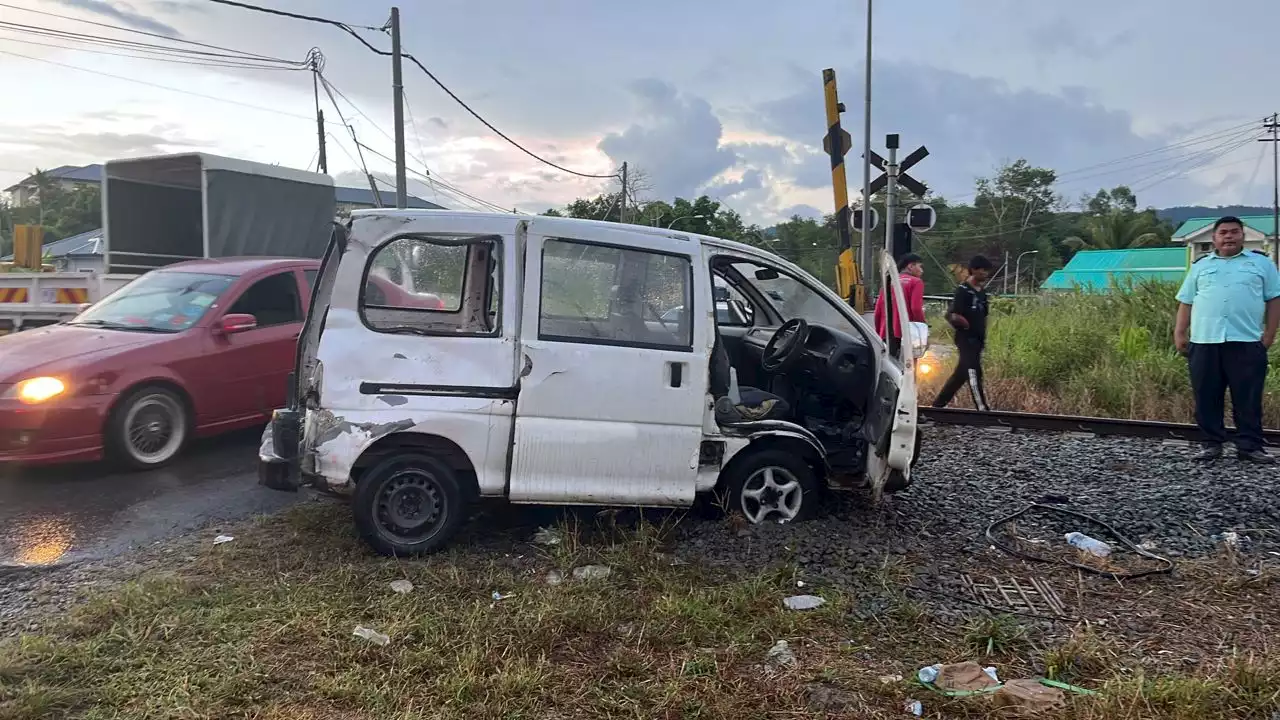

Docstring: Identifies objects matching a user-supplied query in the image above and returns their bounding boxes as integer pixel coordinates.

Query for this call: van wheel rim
[740,466,802,524]
[124,394,185,465]
[376,469,446,542]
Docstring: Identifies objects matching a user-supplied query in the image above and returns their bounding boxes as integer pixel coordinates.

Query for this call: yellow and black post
[822,68,864,311]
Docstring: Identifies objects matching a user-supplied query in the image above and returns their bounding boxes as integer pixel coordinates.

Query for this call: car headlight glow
[918,361,934,376]
[13,377,67,404]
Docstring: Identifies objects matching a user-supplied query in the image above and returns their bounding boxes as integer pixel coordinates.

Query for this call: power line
[0,34,308,71]
[201,0,618,180]
[0,19,308,67]
[401,53,618,180]
[0,49,321,122]
[0,0,288,61]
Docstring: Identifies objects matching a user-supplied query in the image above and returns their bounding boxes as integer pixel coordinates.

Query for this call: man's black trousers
[932,337,988,410]
[1188,341,1269,452]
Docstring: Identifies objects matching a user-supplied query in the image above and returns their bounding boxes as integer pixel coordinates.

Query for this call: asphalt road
[0,428,302,568]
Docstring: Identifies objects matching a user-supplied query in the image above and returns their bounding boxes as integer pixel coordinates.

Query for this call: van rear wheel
[723,449,820,525]
[352,452,467,556]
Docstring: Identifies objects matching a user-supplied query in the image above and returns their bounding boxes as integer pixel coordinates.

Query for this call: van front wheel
[724,449,820,525]
[352,452,467,556]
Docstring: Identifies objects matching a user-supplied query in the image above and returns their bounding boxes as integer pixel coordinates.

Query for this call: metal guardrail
[919,406,1280,447]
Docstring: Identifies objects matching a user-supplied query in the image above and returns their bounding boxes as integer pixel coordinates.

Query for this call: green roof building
[1040,247,1189,293]
[1172,214,1276,261]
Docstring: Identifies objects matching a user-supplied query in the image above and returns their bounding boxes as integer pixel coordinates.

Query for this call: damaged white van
[260,210,922,556]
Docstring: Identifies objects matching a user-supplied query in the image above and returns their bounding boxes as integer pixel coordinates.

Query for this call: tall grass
[927,281,1280,427]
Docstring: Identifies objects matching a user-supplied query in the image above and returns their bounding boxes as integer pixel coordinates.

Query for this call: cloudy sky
[1,0,1277,225]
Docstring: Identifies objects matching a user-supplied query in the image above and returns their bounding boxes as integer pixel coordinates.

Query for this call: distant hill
[1157,206,1271,225]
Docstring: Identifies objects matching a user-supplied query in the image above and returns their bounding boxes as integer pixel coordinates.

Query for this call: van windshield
[731,262,856,334]
[70,271,234,332]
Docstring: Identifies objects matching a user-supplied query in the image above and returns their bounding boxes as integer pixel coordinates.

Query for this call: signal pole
[883,133,899,270]
[859,0,874,300]
[822,69,857,309]
[1262,113,1280,267]
[390,6,408,209]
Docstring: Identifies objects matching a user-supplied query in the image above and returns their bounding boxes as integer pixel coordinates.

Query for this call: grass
[922,281,1280,427]
[1,503,1277,719]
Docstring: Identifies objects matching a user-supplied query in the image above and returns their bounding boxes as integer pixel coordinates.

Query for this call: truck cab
[261,210,921,556]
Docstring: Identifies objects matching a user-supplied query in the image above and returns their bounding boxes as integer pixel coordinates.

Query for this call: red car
[0,257,442,469]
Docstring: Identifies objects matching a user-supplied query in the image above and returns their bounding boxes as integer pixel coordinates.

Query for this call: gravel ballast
[3,425,1276,636]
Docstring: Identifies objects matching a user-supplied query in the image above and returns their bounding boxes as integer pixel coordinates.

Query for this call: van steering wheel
[761,318,809,373]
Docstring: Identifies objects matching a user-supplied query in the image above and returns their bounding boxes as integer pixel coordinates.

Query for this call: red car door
[202,269,305,429]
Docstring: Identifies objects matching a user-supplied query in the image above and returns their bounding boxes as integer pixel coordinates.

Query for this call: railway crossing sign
[866,145,929,196]
[906,203,936,233]
[824,127,853,157]
[852,207,879,233]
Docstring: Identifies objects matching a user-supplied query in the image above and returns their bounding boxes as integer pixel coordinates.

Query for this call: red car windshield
[71,271,235,333]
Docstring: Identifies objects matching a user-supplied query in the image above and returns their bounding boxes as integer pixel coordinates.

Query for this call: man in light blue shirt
[1174,216,1280,463]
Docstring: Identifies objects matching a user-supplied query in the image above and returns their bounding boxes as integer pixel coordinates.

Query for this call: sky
[1,0,1277,226]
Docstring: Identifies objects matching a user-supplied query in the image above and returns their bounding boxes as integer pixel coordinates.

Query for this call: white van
[260,210,922,555]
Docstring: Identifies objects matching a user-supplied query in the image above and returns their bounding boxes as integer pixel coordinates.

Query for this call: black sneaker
[1237,449,1276,465]
[1192,444,1222,461]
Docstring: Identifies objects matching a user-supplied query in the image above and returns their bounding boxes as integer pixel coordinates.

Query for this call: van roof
[347,209,806,273]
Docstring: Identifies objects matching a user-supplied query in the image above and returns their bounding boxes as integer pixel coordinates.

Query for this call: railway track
[919,407,1280,447]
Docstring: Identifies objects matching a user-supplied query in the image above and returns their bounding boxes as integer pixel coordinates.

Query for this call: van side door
[509,220,711,506]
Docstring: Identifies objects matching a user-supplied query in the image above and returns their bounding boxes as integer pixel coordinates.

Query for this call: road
[0,428,302,568]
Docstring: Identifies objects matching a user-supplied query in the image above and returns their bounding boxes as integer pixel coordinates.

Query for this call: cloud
[0,123,209,166]
[702,168,764,199]
[52,0,183,36]
[1026,20,1132,58]
[598,79,738,199]
[779,204,823,220]
[745,60,1199,204]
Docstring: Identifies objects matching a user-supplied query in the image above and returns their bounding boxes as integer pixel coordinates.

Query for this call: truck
[0,152,337,334]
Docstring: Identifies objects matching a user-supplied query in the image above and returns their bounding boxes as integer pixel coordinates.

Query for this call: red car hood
[0,324,169,382]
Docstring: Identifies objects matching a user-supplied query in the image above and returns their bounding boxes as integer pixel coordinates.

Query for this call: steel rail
[919,407,1280,447]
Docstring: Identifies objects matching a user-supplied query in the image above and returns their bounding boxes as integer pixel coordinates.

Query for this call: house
[1171,215,1276,261]
[3,165,103,207]
[3,164,443,212]
[0,227,105,273]
[1040,247,1189,293]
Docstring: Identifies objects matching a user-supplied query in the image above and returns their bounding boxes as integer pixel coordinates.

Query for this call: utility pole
[1262,113,1280,267]
[389,6,407,209]
[883,133,899,270]
[619,162,628,224]
[1003,250,1010,294]
[316,109,328,174]
[860,0,874,301]
[311,68,327,174]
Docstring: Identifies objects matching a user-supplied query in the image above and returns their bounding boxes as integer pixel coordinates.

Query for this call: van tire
[352,452,468,556]
[722,448,820,525]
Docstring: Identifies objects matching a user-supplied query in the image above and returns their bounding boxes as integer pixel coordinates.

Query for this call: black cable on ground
[985,503,1175,580]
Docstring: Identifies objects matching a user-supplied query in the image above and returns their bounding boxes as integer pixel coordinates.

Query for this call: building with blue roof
[1040,247,1189,293]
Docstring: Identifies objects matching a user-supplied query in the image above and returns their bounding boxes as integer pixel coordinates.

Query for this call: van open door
[865,250,919,498]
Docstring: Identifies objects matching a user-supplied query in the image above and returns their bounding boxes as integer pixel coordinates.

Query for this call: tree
[1064,210,1170,251]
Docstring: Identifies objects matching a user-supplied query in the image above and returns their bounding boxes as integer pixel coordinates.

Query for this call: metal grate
[961,574,1067,618]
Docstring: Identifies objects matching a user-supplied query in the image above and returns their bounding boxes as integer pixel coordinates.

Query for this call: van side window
[539,238,692,350]
[361,234,501,335]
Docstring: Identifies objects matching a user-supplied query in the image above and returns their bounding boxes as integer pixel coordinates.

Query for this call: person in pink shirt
[874,253,927,349]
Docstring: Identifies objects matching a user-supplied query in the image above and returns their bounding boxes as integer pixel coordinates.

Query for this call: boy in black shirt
[932,255,994,410]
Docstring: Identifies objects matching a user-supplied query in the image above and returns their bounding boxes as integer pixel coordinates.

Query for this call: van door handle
[669,361,684,388]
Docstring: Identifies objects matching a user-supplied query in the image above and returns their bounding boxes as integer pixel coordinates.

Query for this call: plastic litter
[572,564,612,581]
[992,678,1066,716]
[389,579,413,594]
[532,527,562,546]
[352,626,390,646]
[766,639,796,668]
[904,699,923,716]
[212,535,234,545]
[544,570,564,585]
[492,591,514,601]
[1064,532,1111,557]
[783,594,826,611]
